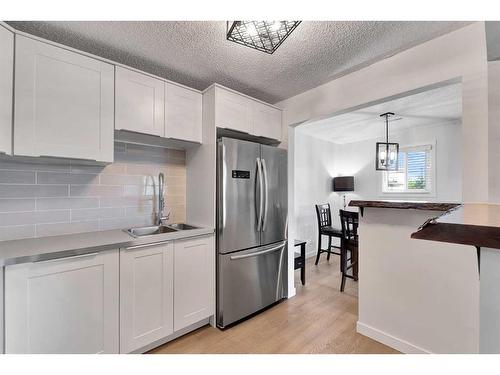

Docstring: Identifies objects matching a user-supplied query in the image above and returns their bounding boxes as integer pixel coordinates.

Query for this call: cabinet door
[165,82,202,143]
[115,67,165,137]
[4,250,119,354]
[215,87,252,134]
[14,35,114,162]
[120,242,174,353]
[252,101,282,141]
[0,25,13,155]
[174,235,215,331]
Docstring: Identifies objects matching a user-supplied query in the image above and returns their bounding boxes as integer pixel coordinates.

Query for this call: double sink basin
[125,223,200,238]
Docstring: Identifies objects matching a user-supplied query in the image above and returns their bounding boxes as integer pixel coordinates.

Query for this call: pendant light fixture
[376,112,399,171]
[226,21,301,54]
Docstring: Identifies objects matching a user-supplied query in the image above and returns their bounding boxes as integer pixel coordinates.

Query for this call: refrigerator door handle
[262,158,269,231]
[221,142,227,230]
[229,242,286,260]
[256,157,264,232]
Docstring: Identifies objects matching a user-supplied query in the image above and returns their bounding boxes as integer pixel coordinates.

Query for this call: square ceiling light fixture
[226,21,301,54]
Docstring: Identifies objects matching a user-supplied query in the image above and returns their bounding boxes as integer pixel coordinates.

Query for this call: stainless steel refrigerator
[216,137,288,328]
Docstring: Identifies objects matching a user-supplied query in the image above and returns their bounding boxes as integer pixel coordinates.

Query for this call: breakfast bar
[349,200,478,354]
[411,204,500,353]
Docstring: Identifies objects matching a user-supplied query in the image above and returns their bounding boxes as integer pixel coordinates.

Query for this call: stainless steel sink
[167,223,200,230]
[125,225,178,238]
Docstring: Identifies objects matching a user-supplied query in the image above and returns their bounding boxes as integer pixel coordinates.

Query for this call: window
[382,144,434,194]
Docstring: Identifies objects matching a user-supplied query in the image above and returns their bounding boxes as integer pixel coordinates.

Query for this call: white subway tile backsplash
[0,210,69,226]
[99,174,146,186]
[36,197,100,210]
[0,184,69,198]
[0,225,36,241]
[0,199,36,212]
[37,172,100,185]
[37,221,100,237]
[71,207,126,221]
[99,196,153,208]
[0,170,36,184]
[70,184,123,197]
[99,215,153,231]
[0,142,186,241]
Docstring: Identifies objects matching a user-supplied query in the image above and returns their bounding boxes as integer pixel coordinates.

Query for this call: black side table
[294,239,307,285]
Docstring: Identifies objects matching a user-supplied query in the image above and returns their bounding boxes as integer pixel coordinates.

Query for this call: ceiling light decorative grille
[226,21,301,54]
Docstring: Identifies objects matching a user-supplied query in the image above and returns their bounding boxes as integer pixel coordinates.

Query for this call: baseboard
[131,317,211,354]
[356,321,432,354]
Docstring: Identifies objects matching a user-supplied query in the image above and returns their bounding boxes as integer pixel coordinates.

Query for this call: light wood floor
[149,255,399,354]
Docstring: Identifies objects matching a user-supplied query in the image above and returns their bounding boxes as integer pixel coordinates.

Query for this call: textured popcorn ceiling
[299,83,462,144]
[7,21,471,103]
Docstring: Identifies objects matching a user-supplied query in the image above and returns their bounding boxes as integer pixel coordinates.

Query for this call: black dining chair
[314,203,343,265]
[339,209,359,292]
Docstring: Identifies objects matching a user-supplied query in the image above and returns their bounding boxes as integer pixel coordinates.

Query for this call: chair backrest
[339,209,359,241]
[315,203,332,229]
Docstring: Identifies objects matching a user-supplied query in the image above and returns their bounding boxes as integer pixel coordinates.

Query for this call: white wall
[488,61,500,204]
[277,22,488,204]
[293,132,339,257]
[294,120,462,257]
[335,120,463,202]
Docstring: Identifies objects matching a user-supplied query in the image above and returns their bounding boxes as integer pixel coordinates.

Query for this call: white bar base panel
[357,321,431,354]
[480,248,500,353]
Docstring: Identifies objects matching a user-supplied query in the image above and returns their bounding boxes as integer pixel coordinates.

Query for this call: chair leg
[315,233,322,265]
[327,236,332,261]
[340,238,346,292]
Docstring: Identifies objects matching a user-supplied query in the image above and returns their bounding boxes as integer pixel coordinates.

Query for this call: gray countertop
[0,226,214,266]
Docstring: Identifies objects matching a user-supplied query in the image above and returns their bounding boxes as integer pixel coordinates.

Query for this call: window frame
[379,141,437,198]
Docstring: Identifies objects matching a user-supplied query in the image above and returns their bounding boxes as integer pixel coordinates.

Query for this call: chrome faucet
[157,172,170,225]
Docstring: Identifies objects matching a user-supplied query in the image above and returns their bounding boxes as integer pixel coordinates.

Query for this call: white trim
[356,321,432,354]
[129,317,210,354]
[379,140,437,198]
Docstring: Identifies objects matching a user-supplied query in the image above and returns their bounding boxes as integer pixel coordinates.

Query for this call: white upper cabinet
[4,250,119,354]
[14,35,114,162]
[0,25,13,155]
[252,101,282,141]
[215,86,253,134]
[214,85,282,141]
[120,242,174,353]
[115,66,165,137]
[165,82,202,143]
[174,235,215,331]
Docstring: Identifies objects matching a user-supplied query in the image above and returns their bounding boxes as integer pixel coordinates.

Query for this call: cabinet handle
[124,241,172,250]
[34,252,99,264]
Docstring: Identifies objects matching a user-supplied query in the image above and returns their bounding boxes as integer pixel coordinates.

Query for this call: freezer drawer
[217,241,287,328]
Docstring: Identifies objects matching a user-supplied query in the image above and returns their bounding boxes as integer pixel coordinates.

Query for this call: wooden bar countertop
[349,200,460,212]
[411,204,500,249]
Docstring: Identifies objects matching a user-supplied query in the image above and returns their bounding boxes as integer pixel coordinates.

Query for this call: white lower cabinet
[119,242,174,353]
[4,250,119,354]
[2,234,215,354]
[174,235,215,331]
